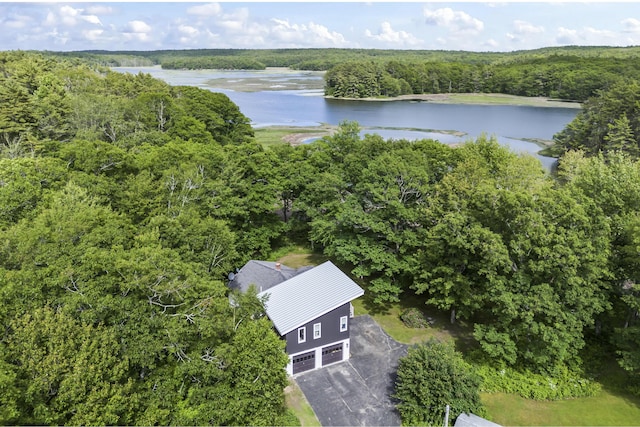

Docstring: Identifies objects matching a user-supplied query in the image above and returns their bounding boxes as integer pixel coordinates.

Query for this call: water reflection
[112,66,577,170]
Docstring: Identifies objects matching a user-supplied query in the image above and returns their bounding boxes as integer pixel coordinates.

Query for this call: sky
[2,1,640,52]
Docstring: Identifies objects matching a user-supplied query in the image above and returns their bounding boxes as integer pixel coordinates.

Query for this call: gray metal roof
[454,413,502,427]
[258,261,364,335]
[228,260,312,293]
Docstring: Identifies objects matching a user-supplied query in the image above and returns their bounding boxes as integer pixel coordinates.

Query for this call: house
[229,260,364,376]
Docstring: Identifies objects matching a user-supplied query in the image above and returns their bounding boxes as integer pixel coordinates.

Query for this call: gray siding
[285,303,350,355]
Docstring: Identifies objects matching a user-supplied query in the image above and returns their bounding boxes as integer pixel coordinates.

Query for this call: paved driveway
[295,315,408,426]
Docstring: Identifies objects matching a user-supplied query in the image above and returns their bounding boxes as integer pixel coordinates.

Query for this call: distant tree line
[51,46,640,102]
[324,55,640,101]
[51,45,640,71]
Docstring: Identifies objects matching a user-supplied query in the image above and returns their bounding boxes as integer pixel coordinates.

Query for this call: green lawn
[273,248,640,426]
[272,245,329,268]
[284,379,321,426]
[483,390,640,426]
[351,296,472,347]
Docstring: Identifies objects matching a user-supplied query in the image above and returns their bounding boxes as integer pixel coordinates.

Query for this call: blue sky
[2,2,640,52]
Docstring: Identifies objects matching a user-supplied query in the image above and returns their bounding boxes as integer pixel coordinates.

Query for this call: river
[112,66,580,169]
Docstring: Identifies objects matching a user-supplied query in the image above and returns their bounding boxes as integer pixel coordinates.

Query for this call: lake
[113,66,580,169]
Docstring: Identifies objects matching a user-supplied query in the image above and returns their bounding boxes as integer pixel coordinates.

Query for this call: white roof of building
[258,261,364,335]
[454,413,502,427]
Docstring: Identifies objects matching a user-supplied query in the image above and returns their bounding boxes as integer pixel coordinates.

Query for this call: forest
[1,49,640,425]
[53,45,640,102]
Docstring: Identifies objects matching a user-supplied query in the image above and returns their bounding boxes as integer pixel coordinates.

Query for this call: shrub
[394,340,485,426]
[475,363,601,400]
[400,307,430,329]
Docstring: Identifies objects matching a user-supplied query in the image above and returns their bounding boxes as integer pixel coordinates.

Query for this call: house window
[340,316,348,332]
[298,327,306,343]
[313,323,321,339]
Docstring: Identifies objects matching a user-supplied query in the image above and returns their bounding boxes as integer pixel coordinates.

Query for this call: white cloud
[45,28,70,46]
[365,22,420,47]
[622,18,640,33]
[513,20,544,35]
[187,3,222,17]
[306,22,348,46]
[42,5,102,29]
[126,20,151,34]
[556,26,579,44]
[123,20,152,42]
[3,14,32,29]
[555,26,616,45]
[424,7,484,33]
[82,29,104,41]
[216,7,250,32]
[85,5,113,15]
[507,20,544,44]
[59,5,80,26]
[178,25,199,37]
[484,38,499,48]
[270,18,347,47]
[81,15,102,26]
[44,11,56,26]
[584,26,615,39]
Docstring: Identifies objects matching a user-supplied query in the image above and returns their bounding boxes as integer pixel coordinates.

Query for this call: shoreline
[257,123,553,150]
[256,124,557,154]
[325,93,582,109]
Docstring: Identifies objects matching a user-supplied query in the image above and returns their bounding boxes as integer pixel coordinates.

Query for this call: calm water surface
[113,66,580,169]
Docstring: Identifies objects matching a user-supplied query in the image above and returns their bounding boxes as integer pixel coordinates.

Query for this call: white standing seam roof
[258,261,364,336]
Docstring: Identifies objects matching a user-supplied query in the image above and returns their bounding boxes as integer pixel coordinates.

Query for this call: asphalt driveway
[294,315,408,426]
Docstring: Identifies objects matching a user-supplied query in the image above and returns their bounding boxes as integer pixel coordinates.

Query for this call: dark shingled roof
[228,260,313,293]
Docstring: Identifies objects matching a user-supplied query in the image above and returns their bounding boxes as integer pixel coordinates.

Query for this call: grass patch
[366,125,467,137]
[348,93,582,108]
[284,379,321,427]
[254,126,333,147]
[444,93,582,108]
[351,295,474,348]
[482,390,640,426]
[270,245,328,268]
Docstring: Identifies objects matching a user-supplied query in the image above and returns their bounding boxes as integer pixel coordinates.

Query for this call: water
[112,66,580,169]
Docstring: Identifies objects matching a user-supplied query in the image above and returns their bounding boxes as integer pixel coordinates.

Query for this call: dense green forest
[2,50,640,424]
[50,45,640,102]
[324,55,640,101]
[50,45,640,70]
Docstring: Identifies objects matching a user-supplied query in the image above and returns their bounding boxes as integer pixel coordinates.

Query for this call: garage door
[322,343,343,366]
[292,350,315,374]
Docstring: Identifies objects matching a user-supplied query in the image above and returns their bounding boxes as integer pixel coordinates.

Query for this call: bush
[400,307,430,329]
[475,363,601,400]
[394,340,485,426]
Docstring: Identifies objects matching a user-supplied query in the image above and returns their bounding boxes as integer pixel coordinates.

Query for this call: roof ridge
[252,259,294,271]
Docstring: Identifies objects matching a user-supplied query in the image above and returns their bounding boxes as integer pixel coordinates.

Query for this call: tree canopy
[0,51,291,425]
[3,50,640,423]
[394,340,485,426]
